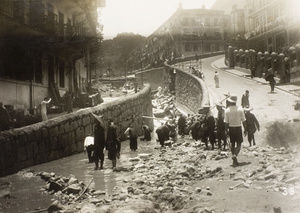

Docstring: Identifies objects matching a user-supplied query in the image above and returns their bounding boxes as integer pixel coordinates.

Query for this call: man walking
[244,106,260,146]
[92,113,106,170]
[241,90,249,108]
[106,118,121,168]
[224,94,247,167]
[214,71,220,88]
[216,103,226,150]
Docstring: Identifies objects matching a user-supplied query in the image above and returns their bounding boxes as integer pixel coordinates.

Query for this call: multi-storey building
[131,4,228,69]
[244,0,300,52]
[0,0,103,112]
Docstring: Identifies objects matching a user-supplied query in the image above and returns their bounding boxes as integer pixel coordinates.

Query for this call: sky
[99,0,217,40]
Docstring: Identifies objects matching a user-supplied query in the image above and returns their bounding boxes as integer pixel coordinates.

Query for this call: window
[205,18,210,26]
[193,44,198,51]
[214,18,219,26]
[185,43,191,52]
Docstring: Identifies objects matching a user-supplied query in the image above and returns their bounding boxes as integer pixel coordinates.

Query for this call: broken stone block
[68,177,78,185]
[65,184,82,194]
[47,200,64,213]
[264,173,276,180]
[49,181,63,192]
[285,177,299,184]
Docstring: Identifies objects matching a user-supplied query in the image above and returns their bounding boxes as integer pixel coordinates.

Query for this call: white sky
[99,0,217,40]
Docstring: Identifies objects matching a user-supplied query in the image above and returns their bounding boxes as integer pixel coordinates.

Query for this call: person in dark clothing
[141,125,152,141]
[201,105,216,150]
[216,103,227,150]
[241,90,250,108]
[106,118,121,168]
[0,102,11,131]
[265,69,276,93]
[92,113,106,170]
[177,113,187,138]
[125,125,138,151]
[156,124,169,147]
[244,106,260,146]
[65,91,73,113]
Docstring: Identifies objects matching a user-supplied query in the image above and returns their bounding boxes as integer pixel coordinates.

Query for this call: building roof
[211,0,246,14]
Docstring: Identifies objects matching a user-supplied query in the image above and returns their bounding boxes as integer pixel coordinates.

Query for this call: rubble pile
[152,90,177,118]
[61,137,300,212]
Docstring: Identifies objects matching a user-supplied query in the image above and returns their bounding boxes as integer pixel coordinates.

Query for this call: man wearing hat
[244,106,260,146]
[106,117,121,168]
[201,104,216,150]
[224,94,247,167]
[92,113,106,170]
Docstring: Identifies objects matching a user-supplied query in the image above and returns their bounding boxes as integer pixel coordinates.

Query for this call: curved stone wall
[0,84,153,177]
[164,63,210,114]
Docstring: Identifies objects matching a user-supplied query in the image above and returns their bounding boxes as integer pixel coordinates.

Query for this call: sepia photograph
[0,0,299,212]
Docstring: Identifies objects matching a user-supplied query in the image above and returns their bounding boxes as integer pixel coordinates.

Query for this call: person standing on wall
[41,97,51,121]
[106,118,121,168]
[224,94,247,167]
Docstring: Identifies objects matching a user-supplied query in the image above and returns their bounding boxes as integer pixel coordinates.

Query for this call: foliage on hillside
[101,33,146,76]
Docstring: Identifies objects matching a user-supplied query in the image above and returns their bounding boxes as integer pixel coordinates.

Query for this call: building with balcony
[130,4,228,69]
[244,0,300,52]
[0,0,104,113]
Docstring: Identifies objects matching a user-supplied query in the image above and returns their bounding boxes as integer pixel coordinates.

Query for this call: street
[1,55,300,213]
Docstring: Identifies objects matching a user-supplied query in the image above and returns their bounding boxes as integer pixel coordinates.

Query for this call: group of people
[86,114,121,170]
[175,90,260,167]
[86,113,153,170]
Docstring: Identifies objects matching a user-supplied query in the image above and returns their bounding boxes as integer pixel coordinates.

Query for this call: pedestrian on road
[244,106,260,146]
[106,118,121,168]
[241,90,250,108]
[216,103,227,150]
[41,97,51,121]
[124,125,138,151]
[224,94,247,167]
[214,71,220,88]
[0,102,11,131]
[265,69,276,93]
[92,113,106,170]
[141,125,152,141]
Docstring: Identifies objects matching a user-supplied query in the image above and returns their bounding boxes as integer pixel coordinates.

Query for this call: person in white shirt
[224,94,247,167]
[41,97,51,121]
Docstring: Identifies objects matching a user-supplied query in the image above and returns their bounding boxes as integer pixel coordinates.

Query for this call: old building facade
[244,0,300,52]
[0,0,103,112]
[130,4,228,69]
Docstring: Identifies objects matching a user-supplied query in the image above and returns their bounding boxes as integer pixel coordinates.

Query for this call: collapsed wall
[164,63,210,113]
[0,84,153,177]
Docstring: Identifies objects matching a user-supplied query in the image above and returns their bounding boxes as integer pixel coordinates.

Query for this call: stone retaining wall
[0,84,153,177]
[164,64,210,114]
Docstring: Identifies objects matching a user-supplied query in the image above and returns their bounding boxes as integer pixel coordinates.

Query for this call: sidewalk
[212,57,300,97]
